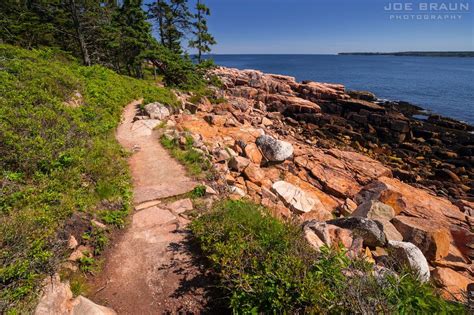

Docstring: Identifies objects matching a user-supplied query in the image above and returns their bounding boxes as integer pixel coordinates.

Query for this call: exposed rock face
[327,217,386,247]
[392,216,451,262]
[170,66,473,293]
[256,135,294,162]
[388,241,430,283]
[272,181,316,214]
[356,176,468,229]
[432,267,470,301]
[144,102,170,120]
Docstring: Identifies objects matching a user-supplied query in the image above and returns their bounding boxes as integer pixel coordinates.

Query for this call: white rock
[272,181,315,213]
[71,296,116,315]
[388,240,430,282]
[229,186,246,197]
[144,102,170,120]
[256,135,294,162]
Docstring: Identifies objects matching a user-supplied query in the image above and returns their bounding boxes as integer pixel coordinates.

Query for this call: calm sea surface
[207,55,474,124]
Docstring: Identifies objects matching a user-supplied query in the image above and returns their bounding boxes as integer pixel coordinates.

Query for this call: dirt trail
[88,101,212,314]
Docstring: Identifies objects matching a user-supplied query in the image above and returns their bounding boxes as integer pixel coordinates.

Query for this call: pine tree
[189,0,216,62]
[115,0,156,77]
[149,0,191,54]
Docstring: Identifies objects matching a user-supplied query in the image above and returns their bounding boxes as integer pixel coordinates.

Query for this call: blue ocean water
[207,55,474,124]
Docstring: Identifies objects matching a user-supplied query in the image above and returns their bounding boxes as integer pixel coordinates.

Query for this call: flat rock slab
[167,198,193,214]
[132,206,177,229]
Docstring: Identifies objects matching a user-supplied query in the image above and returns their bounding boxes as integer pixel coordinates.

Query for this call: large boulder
[350,200,401,241]
[351,200,395,221]
[392,216,451,261]
[256,135,294,162]
[387,240,430,283]
[144,102,170,120]
[272,181,316,214]
[327,217,386,247]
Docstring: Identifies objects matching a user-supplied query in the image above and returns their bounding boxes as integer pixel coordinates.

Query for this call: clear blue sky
[147,0,474,54]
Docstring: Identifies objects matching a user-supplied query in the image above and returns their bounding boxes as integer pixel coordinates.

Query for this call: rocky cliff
[161,67,473,302]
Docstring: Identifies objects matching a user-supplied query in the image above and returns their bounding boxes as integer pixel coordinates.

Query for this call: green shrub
[160,134,211,177]
[0,44,177,312]
[190,200,465,314]
[190,185,207,198]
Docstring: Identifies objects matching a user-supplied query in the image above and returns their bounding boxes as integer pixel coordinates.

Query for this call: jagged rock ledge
[162,66,473,301]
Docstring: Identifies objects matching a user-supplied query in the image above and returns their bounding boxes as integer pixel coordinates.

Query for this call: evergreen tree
[188,0,216,62]
[114,0,156,77]
[149,0,191,54]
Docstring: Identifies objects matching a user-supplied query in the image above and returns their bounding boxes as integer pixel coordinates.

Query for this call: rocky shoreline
[152,66,473,302]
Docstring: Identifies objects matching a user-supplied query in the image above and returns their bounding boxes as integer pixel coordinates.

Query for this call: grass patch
[160,134,211,178]
[0,44,177,312]
[190,199,465,314]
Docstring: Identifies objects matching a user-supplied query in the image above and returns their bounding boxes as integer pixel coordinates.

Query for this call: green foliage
[141,46,213,90]
[160,134,211,177]
[190,200,466,314]
[78,256,95,273]
[188,0,217,62]
[100,210,128,229]
[0,1,156,77]
[148,0,191,54]
[190,185,207,198]
[0,44,176,312]
[82,228,108,256]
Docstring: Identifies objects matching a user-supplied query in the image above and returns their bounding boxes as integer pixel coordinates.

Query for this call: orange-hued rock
[294,148,390,199]
[356,176,467,229]
[326,149,392,185]
[243,163,265,186]
[285,172,341,213]
[297,81,348,101]
[309,163,361,198]
[244,143,263,165]
[432,267,471,301]
[265,94,321,114]
[392,216,451,261]
[304,221,353,251]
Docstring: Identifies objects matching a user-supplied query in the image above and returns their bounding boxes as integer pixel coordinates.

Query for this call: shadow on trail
[160,227,230,314]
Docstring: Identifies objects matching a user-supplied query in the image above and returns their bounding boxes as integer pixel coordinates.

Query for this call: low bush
[0,44,177,312]
[160,134,211,177]
[190,199,465,314]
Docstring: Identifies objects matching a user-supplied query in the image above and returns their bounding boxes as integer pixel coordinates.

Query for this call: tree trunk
[69,0,91,66]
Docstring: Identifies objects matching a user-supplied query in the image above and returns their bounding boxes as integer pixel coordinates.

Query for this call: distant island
[338,51,474,57]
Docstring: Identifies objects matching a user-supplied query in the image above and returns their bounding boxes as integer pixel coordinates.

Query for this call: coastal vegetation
[191,199,465,314]
[1,1,472,314]
[0,44,177,312]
